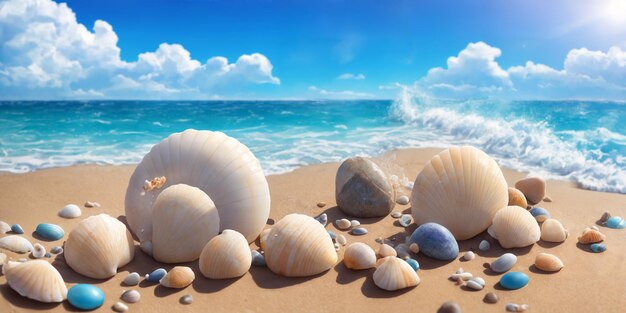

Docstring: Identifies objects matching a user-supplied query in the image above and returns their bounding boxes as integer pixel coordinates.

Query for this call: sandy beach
[1,147,625,313]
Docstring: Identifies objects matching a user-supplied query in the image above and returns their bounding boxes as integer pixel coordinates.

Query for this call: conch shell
[3,260,67,303]
[491,206,540,249]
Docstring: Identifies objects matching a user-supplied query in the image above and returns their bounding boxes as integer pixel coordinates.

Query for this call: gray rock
[437,301,462,313]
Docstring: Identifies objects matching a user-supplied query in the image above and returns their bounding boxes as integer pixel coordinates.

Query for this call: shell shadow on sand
[333,262,372,285]
[0,284,61,311]
[248,266,325,289]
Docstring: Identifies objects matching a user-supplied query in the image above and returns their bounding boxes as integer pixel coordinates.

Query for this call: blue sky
[1,0,625,100]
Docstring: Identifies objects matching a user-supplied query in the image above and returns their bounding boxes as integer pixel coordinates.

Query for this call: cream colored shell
[410,146,508,240]
[199,229,251,279]
[540,218,568,243]
[151,184,220,263]
[3,260,67,303]
[264,214,338,277]
[160,266,195,288]
[125,129,271,243]
[343,242,376,270]
[492,206,540,249]
[65,214,135,279]
[373,256,420,291]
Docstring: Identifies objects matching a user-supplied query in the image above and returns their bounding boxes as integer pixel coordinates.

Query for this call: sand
[0,148,625,313]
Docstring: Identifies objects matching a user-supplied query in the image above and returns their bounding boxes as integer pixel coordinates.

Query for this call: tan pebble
[316,202,326,208]
[543,196,552,202]
[534,253,563,272]
[336,219,351,230]
[378,244,397,258]
[438,301,461,313]
[112,302,128,312]
[121,290,140,303]
[514,177,546,205]
[409,243,419,254]
[484,292,498,303]
[506,303,529,312]
[455,277,465,285]
[84,201,101,208]
[390,212,402,218]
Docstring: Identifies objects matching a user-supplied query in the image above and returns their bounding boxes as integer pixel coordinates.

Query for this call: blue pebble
[405,258,420,271]
[529,207,550,222]
[146,268,167,282]
[499,272,529,290]
[67,284,105,310]
[409,222,459,261]
[590,243,606,253]
[327,230,337,240]
[35,223,64,241]
[11,224,24,234]
[251,250,266,267]
[606,216,625,229]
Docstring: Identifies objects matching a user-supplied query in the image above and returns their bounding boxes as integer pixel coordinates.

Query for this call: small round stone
[499,272,529,290]
[396,195,409,205]
[590,243,606,253]
[350,220,360,228]
[479,240,490,251]
[461,251,475,261]
[251,250,266,267]
[351,227,368,235]
[112,302,129,312]
[123,272,140,286]
[44,252,52,258]
[336,219,351,230]
[437,301,461,313]
[390,212,402,218]
[11,224,24,234]
[315,213,328,226]
[336,234,347,246]
[405,258,419,271]
[180,294,193,305]
[121,290,140,303]
[409,243,419,254]
[51,246,63,254]
[316,202,326,208]
[491,253,517,273]
[484,292,499,304]
[145,268,167,282]
[399,214,412,227]
[67,284,105,310]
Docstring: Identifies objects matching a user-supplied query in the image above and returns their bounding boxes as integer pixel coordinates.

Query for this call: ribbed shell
[410,146,508,240]
[152,184,220,263]
[160,266,195,288]
[0,235,33,253]
[492,206,541,249]
[125,129,270,243]
[64,214,135,279]
[373,257,420,291]
[343,243,376,270]
[264,214,338,277]
[534,253,563,272]
[3,260,67,303]
[577,228,605,244]
[540,219,568,243]
[507,187,528,208]
[199,229,251,279]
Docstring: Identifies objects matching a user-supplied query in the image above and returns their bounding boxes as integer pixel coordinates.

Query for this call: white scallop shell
[492,206,540,249]
[3,260,67,303]
[58,204,82,218]
[540,218,568,243]
[64,214,135,279]
[125,129,271,243]
[410,146,509,240]
[0,235,33,253]
[373,256,420,291]
[199,229,251,279]
[343,242,376,270]
[264,214,338,277]
[151,184,220,263]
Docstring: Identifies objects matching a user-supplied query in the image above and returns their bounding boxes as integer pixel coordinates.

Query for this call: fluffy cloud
[419,41,626,100]
[308,86,373,99]
[337,73,366,80]
[0,0,279,99]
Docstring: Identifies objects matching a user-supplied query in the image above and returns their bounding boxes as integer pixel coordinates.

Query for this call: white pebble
[336,234,347,246]
[180,294,193,305]
[123,272,140,286]
[479,240,491,251]
[32,243,46,259]
[121,290,140,303]
[461,251,475,261]
[396,195,410,205]
[506,303,529,312]
[350,220,360,228]
[58,204,82,218]
[336,219,351,230]
[409,243,419,254]
[113,302,129,312]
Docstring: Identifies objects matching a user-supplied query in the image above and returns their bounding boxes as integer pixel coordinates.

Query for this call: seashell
[343,242,376,270]
[145,268,167,282]
[336,218,351,230]
[316,202,326,208]
[449,272,473,281]
[351,227,368,235]
[373,256,420,291]
[58,204,82,218]
[151,184,220,263]
[409,243,419,254]
[438,301,461,313]
[67,284,104,310]
[32,243,46,259]
[534,253,563,272]
[65,214,135,279]
[490,253,517,273]
[396,195,410,205]
[466,277,485,290]
[180,294,193,304]
[35,223,65,241]
[11,224,24,234]
[507,187,528,209]
[113,302,129,312]
[606,216,625,229]
[599,212,611,224]
[123,272,140,286]
[491,206,540,249]
[390,211,402,218]
[3,260,67,303]
[487,225,497,239]
[399,214,412,227]
[409,223,459,260]
[0,235,33,253]
[259,228,271,251]
[395,243,411,259]
[540,218,568,243]
[51,246,63,254]
[251,250,266,267]
[121,289,140,303]
[484,292,499,304]
[410,146,509,240]
[577,228,605,244]
[378,243,397,258]
[499,272,529,290]
[160,266,195,289]
[350,220,360,228]
[461,251,475,261]
[125,129,271,243]
[590,243,606,253]
[0,220,11,234]
[314,213,327,226]
[405,258,419,271]
[337,234,347,246]
[336,157,396,218]
[506,303,529,312]
[514,177,546,205]
[479,240,491,251]
[140,240,153,256]
[264,214,337,277]
[84,201,101,208]
[199,229,252,279]
[529,207,550,222]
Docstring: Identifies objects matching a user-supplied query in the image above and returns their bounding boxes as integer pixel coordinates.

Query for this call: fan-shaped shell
[410,146,508,240]
[199,229,251,279]
[492,206,540,249]
[373,256,420,291]
[160,266,195,288]
[3,260,67,303]
[577,228,605,244]
[0,235,33,253]
[508,187,528,208]
[151,184,220,263]
[343,242,376,270]
[264,214,338,277]
[125,129,270,243]
[64,214,135,279]
[534,253,563,272]
[540,219,568,243]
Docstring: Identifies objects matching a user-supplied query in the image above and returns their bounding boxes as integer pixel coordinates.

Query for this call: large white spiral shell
[125,129,271,243]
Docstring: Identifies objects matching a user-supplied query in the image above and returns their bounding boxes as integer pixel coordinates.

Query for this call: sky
[0,0,625,100]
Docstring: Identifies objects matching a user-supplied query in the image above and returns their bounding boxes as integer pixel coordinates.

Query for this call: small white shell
[121,290,140,303]
[373,256,420,291]
[378,244,397,258]
[0,220,11,234]
[343,242,376,270]
[461,251,475,261]
[3,260,67,303]
[336,234,347,246]
[336,219,351,230]
[160,266,195,288]
[492,206,540,249]
[0,235,33,253]
[113,302,129,312]
[58,204,82,218]
[540,219,568,243]
[199,229,251,279]
[32,243,46,259]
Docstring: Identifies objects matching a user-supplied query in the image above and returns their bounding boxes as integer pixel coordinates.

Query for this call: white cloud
[0,0,279,99]
[337,73,365,80]
[308,86,373,99]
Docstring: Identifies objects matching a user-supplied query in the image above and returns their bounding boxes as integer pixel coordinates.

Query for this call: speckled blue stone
[11,224,24,234]
[499,272,529,290]
[409,222,459,261]
[529,207,550,222]
[590,243,607,253]
[405,258,420,271]
[606,216,625,229]
[35,223,64,241]
[67,284,105,310]
[146,268,167,282]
